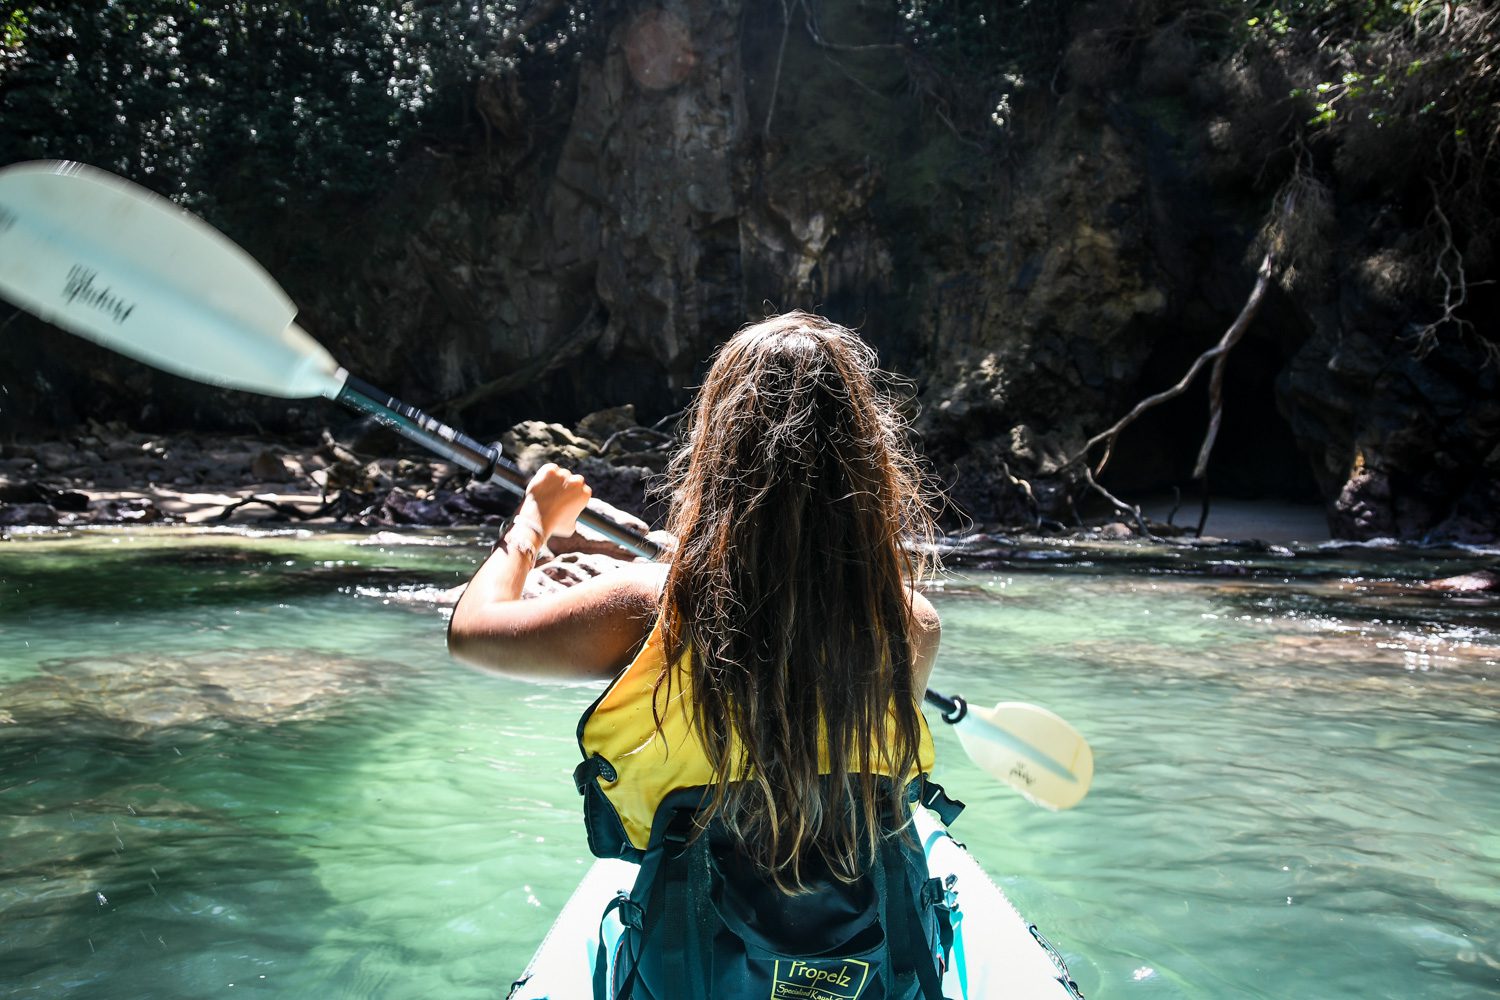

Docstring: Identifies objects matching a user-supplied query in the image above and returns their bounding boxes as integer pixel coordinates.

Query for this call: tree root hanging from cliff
[762,0,793,139]
[1409,179,1499,366]
[1064,247,1279,535]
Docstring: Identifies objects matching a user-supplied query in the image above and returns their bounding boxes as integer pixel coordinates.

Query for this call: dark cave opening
[1095,321,1322,508]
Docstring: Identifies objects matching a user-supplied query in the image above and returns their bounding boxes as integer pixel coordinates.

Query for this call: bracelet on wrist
[492,516,544,560]
[510,515,545,545]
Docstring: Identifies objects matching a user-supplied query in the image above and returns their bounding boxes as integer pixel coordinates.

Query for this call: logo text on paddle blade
[62,266,137,325]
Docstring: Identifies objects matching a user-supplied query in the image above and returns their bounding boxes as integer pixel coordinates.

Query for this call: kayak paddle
[0,159,1093,809]
[925,690,1093,810]
[0,161,661,558]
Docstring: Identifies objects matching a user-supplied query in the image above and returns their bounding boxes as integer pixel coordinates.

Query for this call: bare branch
[1049,186,1291,535]
[1193,251,1277,478]
[599,425,674,455]
[214,491,369,523]
[996,459,1042,530]
[1409,179,1480,360]
[1072,247,1275,481]
[1077,462,1154,538]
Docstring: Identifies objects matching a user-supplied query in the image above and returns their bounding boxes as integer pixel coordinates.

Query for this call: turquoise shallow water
[0,527,1496,999]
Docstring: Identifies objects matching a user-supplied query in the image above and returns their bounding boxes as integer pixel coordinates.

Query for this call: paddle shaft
[334,373,664,560]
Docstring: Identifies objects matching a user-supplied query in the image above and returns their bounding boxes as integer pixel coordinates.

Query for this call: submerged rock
[1,649,397,738]
[1421,569,1500,593]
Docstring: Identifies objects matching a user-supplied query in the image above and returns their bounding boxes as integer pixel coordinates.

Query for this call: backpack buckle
[662,807,696,853]
[913,776,966,825]
[922,875,959,911]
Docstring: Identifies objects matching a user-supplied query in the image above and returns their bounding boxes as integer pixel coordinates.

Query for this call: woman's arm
[447,465,663,681]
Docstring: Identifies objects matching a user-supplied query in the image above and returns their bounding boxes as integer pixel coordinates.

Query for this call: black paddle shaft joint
[923,689,969,725]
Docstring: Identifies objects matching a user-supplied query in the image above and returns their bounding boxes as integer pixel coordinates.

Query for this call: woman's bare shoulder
[601,560,670,613]
[909,588,941,632]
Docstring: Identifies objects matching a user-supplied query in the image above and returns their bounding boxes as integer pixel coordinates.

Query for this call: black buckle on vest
[573,752,618,794]
[911,776,966,826]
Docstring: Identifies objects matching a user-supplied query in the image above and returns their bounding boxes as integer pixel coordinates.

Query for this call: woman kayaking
[448,311,951,999]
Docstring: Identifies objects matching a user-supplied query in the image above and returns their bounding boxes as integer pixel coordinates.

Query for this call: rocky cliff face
[1281,298,1500,544]
[4,1,1495,542]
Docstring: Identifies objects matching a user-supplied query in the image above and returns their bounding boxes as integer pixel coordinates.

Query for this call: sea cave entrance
[1094,305,1323,529]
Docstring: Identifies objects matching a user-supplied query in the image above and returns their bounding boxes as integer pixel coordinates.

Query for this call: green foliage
[0,1,595,225]
[1244,7,1292,35]
[1235,0,1494,138]
[1237,0,1436,38]
[3,8,27,51]
[1226,0,1498,357]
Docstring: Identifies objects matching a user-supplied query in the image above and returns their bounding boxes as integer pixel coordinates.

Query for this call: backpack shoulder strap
[650,808,712,996]
[878,832,951,1000]
[608,806,713,1000]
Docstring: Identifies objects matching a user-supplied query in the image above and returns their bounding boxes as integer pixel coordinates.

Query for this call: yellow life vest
[574,614,937,858]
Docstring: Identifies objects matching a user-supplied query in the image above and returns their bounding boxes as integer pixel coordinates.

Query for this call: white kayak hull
[510,808,1082,999]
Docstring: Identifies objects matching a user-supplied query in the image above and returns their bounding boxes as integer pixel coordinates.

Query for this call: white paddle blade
[954,702,1094,811]
[0,161,343,399]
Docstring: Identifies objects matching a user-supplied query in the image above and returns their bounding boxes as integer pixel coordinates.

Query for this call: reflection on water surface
[0,527,1496,999]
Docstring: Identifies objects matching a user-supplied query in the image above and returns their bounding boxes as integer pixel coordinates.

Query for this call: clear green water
[1,528,1496,999]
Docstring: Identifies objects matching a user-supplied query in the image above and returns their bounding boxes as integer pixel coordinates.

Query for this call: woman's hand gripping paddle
[0,159,1093,809]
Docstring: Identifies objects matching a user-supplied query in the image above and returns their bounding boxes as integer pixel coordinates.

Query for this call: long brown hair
[657,311,937,893]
